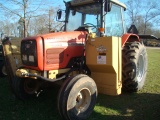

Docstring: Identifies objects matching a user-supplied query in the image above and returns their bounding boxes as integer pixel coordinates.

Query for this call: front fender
[122,33,140,47]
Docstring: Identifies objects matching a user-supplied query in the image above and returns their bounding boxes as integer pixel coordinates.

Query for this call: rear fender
[122,33,140,47]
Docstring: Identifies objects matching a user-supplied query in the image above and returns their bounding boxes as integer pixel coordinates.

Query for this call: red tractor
[2,0,148,120]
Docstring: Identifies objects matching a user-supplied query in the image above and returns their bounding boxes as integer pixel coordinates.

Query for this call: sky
[58,0,128,8]
[0,0,128,20]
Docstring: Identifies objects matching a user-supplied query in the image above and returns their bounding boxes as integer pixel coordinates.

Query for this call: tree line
[0,0,160,39]
[125,0,160,37]
[0,0,62,38]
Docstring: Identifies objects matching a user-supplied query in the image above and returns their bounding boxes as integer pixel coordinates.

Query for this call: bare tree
[46,7,63,32]
[26,6,62,36]
[0,0,44,37]
[125,0,142,25]
[0,0,63,37]
[125,0,160,34]
[142,1,160,34]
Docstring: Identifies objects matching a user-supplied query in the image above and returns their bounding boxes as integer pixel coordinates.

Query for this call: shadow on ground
[89,92,160,120]
[0,77,160,120]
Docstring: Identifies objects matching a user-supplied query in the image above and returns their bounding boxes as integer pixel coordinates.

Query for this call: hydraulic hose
[21,68,75,82]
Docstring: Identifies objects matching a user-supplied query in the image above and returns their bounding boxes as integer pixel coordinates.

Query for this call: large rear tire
[58,74,97,120]
[122,42,148,92]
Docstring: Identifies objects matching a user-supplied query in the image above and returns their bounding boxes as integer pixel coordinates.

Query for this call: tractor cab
[58,0,126,37]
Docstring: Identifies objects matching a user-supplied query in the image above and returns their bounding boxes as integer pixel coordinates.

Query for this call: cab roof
[69,0,126,10]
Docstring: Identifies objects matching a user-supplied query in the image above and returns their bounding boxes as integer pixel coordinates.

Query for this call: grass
[0,48,160,120]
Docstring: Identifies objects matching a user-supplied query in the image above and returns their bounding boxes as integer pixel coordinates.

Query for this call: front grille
[21,40,38,66]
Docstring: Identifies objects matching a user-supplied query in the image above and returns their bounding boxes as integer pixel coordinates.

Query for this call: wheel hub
[137,54,145,83]
[75,88,91,113]
[24,79,39,94]
[76,92,83,104]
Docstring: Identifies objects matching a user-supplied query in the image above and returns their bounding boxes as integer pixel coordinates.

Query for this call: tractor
[2,0,148,120]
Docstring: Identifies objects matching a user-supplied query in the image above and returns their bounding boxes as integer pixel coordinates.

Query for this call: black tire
[12,76,37,100]
[58,74,97,120]
[0,62,7,77]
[122,42,148,92]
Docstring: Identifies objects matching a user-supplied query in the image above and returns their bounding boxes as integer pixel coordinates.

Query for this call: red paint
[22,31,87,71]
[122,33,140,47]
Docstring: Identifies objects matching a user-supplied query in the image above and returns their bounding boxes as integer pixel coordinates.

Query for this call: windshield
[66,10,100,33]
[66,2,101,32]
[66,11,83,31]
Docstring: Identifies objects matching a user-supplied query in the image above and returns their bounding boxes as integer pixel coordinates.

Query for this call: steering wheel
[83,23,97,30]
[75,23,97,33]
[59,24,65,31]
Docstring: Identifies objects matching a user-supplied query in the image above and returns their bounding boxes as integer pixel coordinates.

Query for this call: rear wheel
[12,76,39,100]
[58,74,97,120]
[122,42,148,92]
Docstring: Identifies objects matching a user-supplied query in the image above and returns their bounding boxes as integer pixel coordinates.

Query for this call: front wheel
[122,42,148,92]
[58,74,97,120]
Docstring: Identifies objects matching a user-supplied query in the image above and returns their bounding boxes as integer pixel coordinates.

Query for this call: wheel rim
[24,79,38,94]
[137,54,145,83]
[2,65,7,76]
[75,88,91,113]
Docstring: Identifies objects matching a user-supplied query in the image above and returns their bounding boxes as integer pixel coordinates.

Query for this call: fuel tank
[86,36,122,95]
[21,31,87,71]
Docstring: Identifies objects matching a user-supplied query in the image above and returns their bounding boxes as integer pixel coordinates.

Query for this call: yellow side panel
[86,36,122,95]
[3,38,22,79]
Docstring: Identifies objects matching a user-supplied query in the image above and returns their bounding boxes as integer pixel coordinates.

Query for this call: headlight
[29,55,34,62]
[22,55,27,61]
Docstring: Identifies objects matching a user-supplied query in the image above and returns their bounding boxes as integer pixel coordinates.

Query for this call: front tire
[58,74,97,120]
[122,42,148,92]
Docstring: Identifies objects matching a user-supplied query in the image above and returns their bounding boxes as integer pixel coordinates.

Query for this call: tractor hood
[22,31,88,46]
[40,31,87,44]
[21,31,88,71]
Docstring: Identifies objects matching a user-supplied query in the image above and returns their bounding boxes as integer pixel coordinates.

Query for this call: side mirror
[56,9,66,22]
[57,10,62,20]
[104,1,112,12]
[72,10,76,16]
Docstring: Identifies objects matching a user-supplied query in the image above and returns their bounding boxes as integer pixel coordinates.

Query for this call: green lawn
[0,48,160,120]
